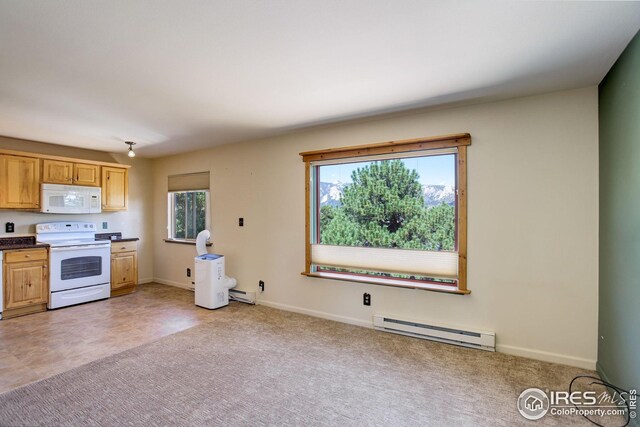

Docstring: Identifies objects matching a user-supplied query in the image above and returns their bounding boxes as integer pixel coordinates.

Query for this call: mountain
[319,182,346,207]
[423,184,455,208]
[319,182,455,207]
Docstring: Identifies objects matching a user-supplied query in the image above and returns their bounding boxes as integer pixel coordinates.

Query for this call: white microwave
[41,183,102,214]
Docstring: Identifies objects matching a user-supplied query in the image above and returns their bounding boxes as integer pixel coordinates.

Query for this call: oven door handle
[50,245,111,252]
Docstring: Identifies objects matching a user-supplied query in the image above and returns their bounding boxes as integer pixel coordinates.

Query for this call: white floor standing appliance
[36,222,111,309]
[194,230,236,309]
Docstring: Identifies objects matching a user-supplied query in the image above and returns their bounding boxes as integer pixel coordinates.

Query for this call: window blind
[311,244,458,279]
[168,172,210,192]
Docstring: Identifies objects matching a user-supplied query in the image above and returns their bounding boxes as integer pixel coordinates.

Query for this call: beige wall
[0,137,154,282]
[0,87,600,366]
[151,87,599,369]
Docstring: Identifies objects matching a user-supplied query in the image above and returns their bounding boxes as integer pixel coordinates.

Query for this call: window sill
[163,238,212,246]
[301,271,470,295]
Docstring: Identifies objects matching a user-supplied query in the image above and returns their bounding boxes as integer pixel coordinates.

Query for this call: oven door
[49,245,111,292]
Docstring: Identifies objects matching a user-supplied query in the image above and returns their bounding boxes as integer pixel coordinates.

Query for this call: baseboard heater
[229,289,256,305]
[373,314,495,352]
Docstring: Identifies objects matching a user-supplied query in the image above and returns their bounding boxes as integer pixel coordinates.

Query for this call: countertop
[0,236,50,251]
[95,232,139,243]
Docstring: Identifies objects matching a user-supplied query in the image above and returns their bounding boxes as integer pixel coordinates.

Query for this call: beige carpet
[0,305,602,426]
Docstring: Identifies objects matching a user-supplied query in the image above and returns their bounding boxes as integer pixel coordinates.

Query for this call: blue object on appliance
[198,254,223,260]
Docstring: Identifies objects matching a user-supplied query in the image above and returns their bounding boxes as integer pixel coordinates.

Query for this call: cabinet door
[42,159,74,184]
[111,251,137,290]
[101,167,128,211]
[4,261,48,310]
[74,163,100,187]
[0,155,40,209]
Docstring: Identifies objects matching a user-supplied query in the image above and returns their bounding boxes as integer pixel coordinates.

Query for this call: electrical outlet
[363,293,371,306]
[102,222,108,229]
[239,218,244,227]
[187,268,191,277]
[259,280,265,292]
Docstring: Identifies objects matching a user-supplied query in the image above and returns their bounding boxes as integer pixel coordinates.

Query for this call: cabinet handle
[25,254,30,258]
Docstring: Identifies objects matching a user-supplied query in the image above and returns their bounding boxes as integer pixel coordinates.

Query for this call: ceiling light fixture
[125,141,136,158]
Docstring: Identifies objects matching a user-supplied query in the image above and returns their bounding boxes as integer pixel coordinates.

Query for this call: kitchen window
[169,191,209,240]
[300,134,471,294]
[166,172,210,242]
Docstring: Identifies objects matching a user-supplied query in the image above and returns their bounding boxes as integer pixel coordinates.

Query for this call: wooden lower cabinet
[3,248,49,319]
[111,241,138,297]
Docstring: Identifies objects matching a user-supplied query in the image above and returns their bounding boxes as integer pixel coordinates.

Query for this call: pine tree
[320,159,455,251]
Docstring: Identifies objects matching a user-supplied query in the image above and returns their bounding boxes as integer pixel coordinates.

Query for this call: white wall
[0,137,154,282]
[152,87,599,369]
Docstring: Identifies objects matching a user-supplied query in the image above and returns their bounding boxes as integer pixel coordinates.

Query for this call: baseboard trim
[497,344,596,370]
[153,278,194,291]
[257,299,372,329]
[138,277,154,285]
[149,286,597,370]
[259,301,596,370]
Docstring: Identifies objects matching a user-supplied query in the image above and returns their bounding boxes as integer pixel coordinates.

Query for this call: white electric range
[36,222,111,309]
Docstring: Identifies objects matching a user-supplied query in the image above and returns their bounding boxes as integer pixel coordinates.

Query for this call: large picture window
[300,134,470,294]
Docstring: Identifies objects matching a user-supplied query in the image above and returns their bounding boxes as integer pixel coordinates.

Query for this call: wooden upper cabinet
[42,159,74,184]
[0,155,40,209]
[43,160,101,187]
[0,149,129,211]
[74,163,100,187]
[102,167,128,211]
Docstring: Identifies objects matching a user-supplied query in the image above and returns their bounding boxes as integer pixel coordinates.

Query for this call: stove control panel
[36,222,97,234]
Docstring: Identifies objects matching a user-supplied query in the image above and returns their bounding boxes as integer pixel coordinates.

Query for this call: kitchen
[0,136,154,320]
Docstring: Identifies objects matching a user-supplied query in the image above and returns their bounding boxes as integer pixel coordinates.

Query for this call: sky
[319,154,456,187]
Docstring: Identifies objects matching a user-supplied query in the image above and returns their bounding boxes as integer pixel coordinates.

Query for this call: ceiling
[0,1,639,158]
